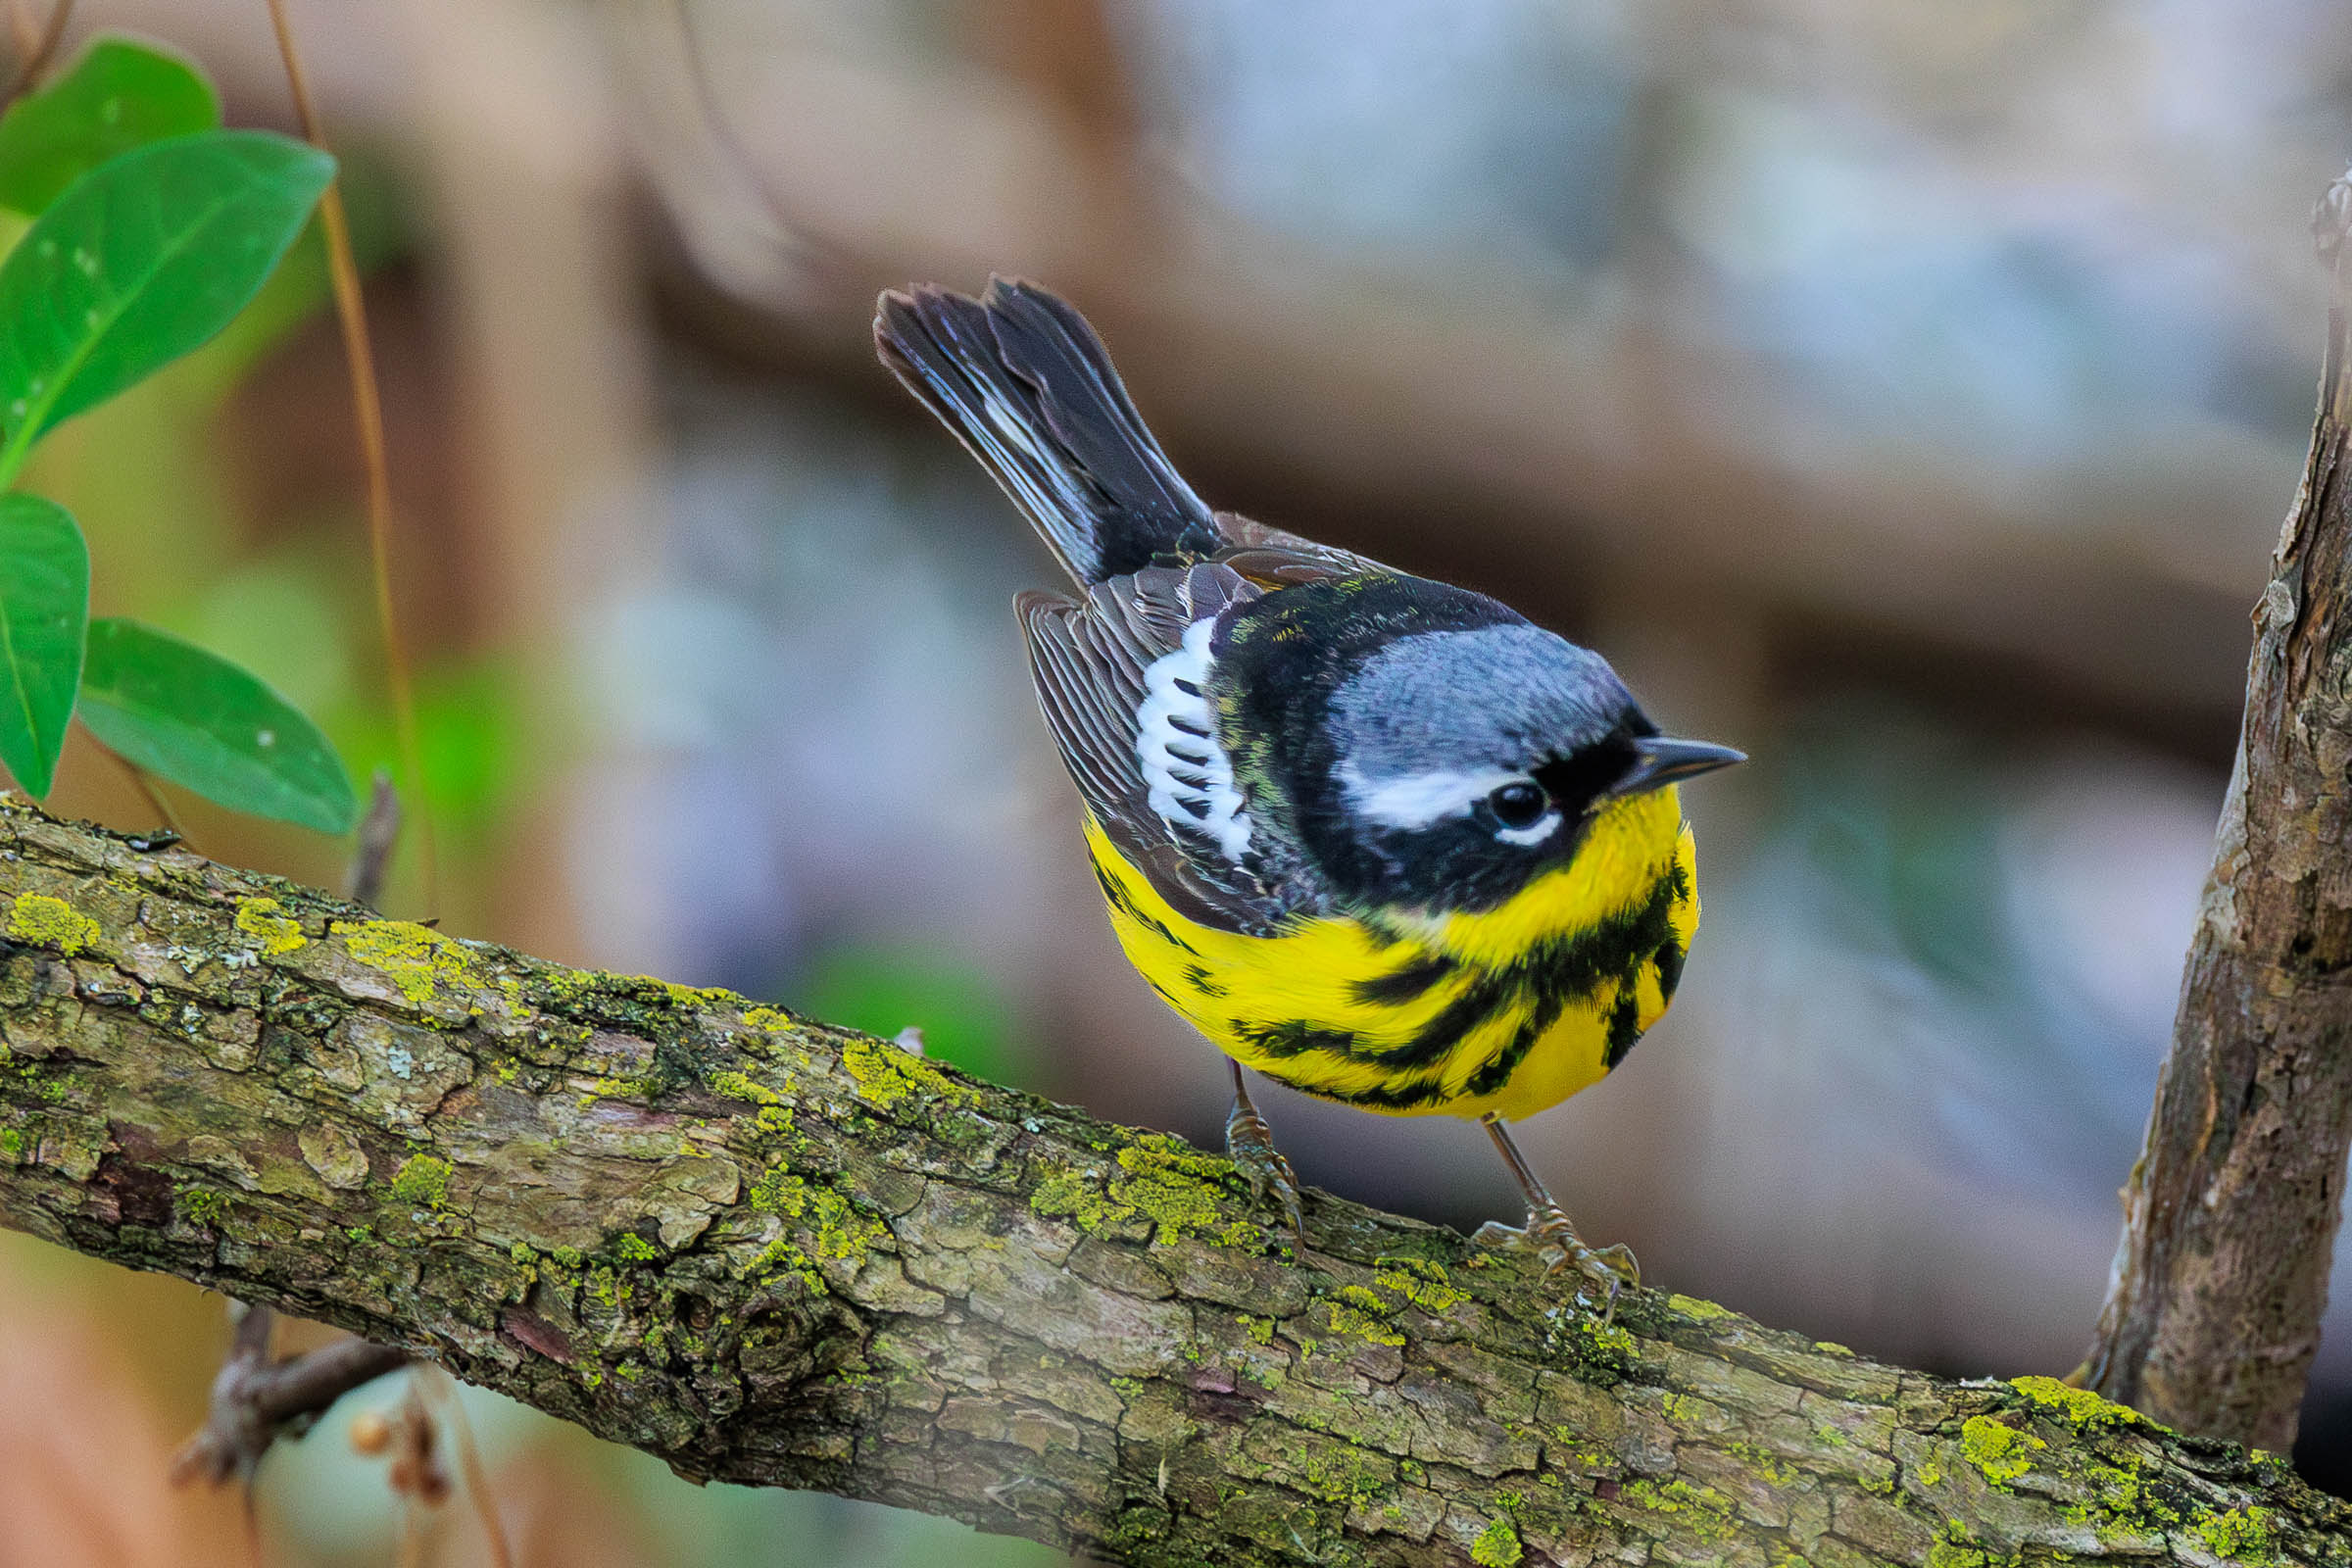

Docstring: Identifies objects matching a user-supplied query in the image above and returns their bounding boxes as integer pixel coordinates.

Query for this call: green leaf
[0,129,334,483]
[0,493,86,796]
[78,617,356,833]
[0,37,220,215]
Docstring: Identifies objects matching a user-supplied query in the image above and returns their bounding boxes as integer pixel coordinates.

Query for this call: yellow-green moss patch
[840,1033,969,1109]
[1927,1523,2019,1568]
[2197,1505,2277,1561]
[1029,1137,1267,1250]
[1374,1256,1468,1314]
[1666,1293,1735,1323]
[1725,1441,1798,1488]
[710,1069,795,1133]
[336,920,478,1004]
[1621,1479,1738,1544]
[389,1152,452,1208]
[1959,1416,2043,1485]
[1115,1136,1262,1248]
[2008,1375,2145,1431]
[745,1164,889,1273]
[9,893,97,956]
[234,896,307,956]
[1331,1285,1406,1348]
[1469,1514,1522,1567]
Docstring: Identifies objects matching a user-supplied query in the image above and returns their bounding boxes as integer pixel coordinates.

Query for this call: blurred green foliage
[798,943,1022,1085]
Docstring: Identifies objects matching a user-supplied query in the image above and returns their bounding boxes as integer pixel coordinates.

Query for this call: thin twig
[261,0,438,915]
[346,769,401,909]
[0,0,70,112]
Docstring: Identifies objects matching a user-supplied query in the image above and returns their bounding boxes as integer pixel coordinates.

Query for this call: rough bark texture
[2086,185,2352,1453]
[1,800,2347,1567]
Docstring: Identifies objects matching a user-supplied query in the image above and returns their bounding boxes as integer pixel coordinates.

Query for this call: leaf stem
[261,0,437,914]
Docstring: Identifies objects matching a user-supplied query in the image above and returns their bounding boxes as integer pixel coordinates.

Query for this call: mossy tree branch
[0,798,2345,1567]
[2085,173,2352,1451]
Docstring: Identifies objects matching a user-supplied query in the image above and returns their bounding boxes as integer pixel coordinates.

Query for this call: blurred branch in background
[171,1304,410,1490]
[621,0,2276,755]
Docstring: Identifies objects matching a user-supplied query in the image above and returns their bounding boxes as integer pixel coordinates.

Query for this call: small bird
[875,278,1741,1295]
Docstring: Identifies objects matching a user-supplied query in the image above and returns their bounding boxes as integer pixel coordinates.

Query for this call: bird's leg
[1224,1060,1305,1246]
[1474,1114,1638,1314]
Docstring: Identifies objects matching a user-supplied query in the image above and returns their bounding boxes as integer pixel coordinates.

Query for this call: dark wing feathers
[1019,564,1285,933]
[876,277,1222,587]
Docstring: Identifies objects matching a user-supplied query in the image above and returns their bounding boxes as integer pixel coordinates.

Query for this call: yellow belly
[1085,788,1698,1122]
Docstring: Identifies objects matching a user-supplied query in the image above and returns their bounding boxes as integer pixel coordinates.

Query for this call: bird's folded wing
[1211,511,1396,583]
[1019,562,1289,935]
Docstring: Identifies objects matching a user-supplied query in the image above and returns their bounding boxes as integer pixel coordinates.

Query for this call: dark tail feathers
[875,277,1221,586]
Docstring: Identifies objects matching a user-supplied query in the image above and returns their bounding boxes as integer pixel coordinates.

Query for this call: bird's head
[1235,603,1742,914]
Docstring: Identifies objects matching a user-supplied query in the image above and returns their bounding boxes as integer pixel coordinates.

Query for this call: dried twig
[262,0,438,915]
[170,1304,410,1489]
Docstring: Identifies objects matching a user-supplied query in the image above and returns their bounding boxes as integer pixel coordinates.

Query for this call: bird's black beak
[1611,735,1745,798]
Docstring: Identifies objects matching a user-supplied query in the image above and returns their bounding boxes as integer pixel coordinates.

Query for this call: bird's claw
[1476,1204,1639,1321]
[1225,1100,1305,1247]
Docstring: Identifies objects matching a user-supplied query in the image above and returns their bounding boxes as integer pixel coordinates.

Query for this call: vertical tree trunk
[2086,174,2352,1450]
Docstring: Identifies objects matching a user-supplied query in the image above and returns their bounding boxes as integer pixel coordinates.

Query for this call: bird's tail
[874,277,1221,587]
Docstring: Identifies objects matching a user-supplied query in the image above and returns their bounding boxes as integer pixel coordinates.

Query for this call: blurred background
[4,0,2351,1561]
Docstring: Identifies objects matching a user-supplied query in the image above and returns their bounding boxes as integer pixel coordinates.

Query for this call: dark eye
[1487,781,1549,831]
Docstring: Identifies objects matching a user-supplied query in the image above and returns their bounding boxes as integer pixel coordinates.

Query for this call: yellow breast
[1084,788,1698,1121]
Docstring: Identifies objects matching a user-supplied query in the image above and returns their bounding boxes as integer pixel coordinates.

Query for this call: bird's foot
[1475,1203,1638,1319]
[1225,1097,1305,1248]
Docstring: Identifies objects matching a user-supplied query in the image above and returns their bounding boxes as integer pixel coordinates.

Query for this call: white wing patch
[1136,618,1252,862]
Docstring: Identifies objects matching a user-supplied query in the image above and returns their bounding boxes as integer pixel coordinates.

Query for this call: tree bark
[2085,176,2352,1452]
[1,799,2346,1567]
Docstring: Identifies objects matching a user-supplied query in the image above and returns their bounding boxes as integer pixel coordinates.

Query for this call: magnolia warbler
[875,278,1741,1294]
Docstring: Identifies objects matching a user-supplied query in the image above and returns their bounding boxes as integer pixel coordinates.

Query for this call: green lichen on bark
[335,918,482,1004]
[234,896,307,956]
[389,1153,452,1208]
[1958,1416,2042,1484]
[1468,1514,1521,1566]
[2,796,2352,1568]
[9,892,97,955]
